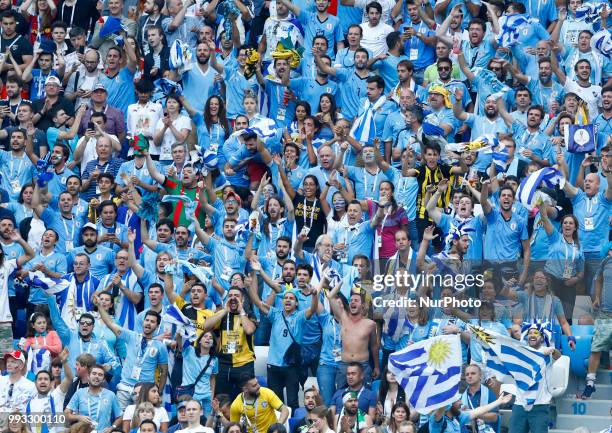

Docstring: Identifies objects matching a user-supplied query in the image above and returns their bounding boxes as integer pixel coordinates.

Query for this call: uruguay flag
[388,334,462,414]
[517,167,565,209]
[26,271,71,294]
[469,325,552,410]
[496,14,534,47]
[163,304,197,348]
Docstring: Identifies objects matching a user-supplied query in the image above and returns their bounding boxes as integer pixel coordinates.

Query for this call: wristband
[568,336,576,344]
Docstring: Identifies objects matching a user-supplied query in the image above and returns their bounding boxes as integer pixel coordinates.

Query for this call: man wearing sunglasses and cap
[0,350,37,414]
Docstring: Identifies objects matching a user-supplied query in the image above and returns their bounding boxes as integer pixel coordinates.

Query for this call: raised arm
[480,179,493,215]
[293,229,308,260]
[469,394,513,421]
[425,180,447,224]
[14,231,35,267]
[452,87,469,122]
[247,266,271,315]
[92,297,123,336]
[456,48,475,82]
[145,151,166,185]
[314,51,337,76]
[502,59,529,85]
[127,228,146,279]
[496,96,514,128]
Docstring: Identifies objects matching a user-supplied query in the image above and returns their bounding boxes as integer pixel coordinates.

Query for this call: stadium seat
[254,345,269,377]
[570,325,595,337]
[561,334,592,377]
[288,417,301,433]
[549,355,570,397]
[293,407,307,419]
[257,375,267,387]
[371,380,381,395]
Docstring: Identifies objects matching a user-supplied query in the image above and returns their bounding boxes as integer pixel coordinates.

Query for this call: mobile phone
[590,156,601,163]
[87,121,95,130]
[78,46,85,55]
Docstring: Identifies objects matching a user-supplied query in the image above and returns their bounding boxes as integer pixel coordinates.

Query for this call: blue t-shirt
[330,221,375,264]
[67,388,121,431]
[68,246,115,280]
[298,11,343,57]
[181,65,216,113]
[331,386,377,414]
[571,190,611,255]
[119,329,169,386]
[266,306,308,367]
[335,67,370,120]
[25,252,68,304]
[206,236,247,292]
[289,77,338,115]
[181,346,218,400]
[543,229,585,279]
[400,21,435,70]
[483,208,528,262]
[371,54,410,92]
[0,151,35,200]
[100,67,136,114]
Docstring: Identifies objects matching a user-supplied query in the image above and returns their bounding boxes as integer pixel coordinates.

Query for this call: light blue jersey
[483,208,528,262]
[67,388,121,431]
[118,329,168,386]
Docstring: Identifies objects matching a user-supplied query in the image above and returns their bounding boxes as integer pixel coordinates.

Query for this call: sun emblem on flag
[428,339,452,368]
[470,325,495,345]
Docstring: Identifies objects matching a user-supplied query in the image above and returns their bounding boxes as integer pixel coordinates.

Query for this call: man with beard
[246,237,294,294]
[560,31,606,94]
[47,294,119,376]
[295,233,342,288]
[34,186,83,254]
[594,87,612,150]
[135,283,172,336]
[180,42,217,114]
[424,86,457,141]
[20,229,67,317]
[191,214,247,293]
[456,18,498,84]
[507,326,560,433]
[497,100,553,167]
[337,145,388,201]
[315,48,372,120]
[481,181,530,285]
[65,49,103,106]
[202,287,256,399]
[95,249,143,331]
[63,175,88,221]
[503,57,564,115]
[26,352,73,433]
[249,251,317,411]
[95,297,168,410]
[68,223,115,279]
[65,364,122,429]
[230,375,289,433]
[453,87,508,172]
[510,86,533,127]
[430,392,512,433]
[146,150,206,228]
[553,58,601,122]
[328,286,379,386]
[0,129,35,201]
[427,179,486,267]
[333,390,373,432]
[0,76,24,130]
[427,57,471,110]
[291,388,321,433]
[25,140,75,196]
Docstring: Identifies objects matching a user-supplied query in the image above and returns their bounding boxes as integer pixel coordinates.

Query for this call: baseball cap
[81,222,98,233]
[92,83,107,92]
[45,76,62,87]
[4,350,25,363]
[177,401,188,410]
[226,191,242,204]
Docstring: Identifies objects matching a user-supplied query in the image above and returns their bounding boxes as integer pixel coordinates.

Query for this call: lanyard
[242,394,259,433]
[98,162,110,173]
[585,196,596,216]
[87,394,102,421]
[4,35,21,51]
[363,169,379,196]
[9,158,24,178]
[61,2,77,27]
[210,123,221,144]
[79,338,91,355]
[125,210,133,226]
[303,199,316,228]
[564,239,576,265]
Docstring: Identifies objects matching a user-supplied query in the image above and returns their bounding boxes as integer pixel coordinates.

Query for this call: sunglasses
[80,320,94,326]
[437,66,451,71]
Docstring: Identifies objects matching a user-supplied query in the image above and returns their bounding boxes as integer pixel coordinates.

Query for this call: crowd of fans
[0,0,608,431]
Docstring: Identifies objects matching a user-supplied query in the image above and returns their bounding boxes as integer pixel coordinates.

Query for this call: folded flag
[421,122,446,137]
[178,260,214,286]
[492,143,510,173]
[591,29,612,58]
[517,167,565,209]
[164,304,197,348]
[444,219,475,247]
[169,40,193,74]
[26,271,71,295]
[496,14,534,47]
[575,2,606,22]
[388,334,462,414]
[469,325,552,410]
[244,118,278,142]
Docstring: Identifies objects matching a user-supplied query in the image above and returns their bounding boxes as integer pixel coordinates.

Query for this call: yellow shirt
[230,388,284,433]
[175,296,215,338]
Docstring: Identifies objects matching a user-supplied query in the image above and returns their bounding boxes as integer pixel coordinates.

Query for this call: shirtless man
[329,284,380,387]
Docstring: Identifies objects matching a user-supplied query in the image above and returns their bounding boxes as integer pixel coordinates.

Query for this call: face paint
[334,198,346,211]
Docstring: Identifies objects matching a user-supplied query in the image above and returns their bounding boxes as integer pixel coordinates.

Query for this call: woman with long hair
[19,0,57,44]
[21,312,61,378]
[540,203,584,321]
[122,383,169,433]
[153,93,192,165]
[310,406,336,433]
[223,422,243,433]
[385,402,410,433]
[280,173,329,252]
[181,94,230,155]
[129,402,156,432]
[326,191,349,234]
[316,93,342,140]
[2,184,35,224]
[93,292,127,360]
[287,101,312,140]
[180,331,218,417]
[376,369,406,421]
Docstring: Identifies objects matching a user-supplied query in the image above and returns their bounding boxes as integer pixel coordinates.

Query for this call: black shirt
[0,34,32,65]
[32,96,75,131]
[144,45,171,82]
[293,193,326,251]
[56,0,101,34]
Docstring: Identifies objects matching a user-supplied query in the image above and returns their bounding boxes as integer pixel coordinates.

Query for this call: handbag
[174,354,214,400]
[281,313,302,367]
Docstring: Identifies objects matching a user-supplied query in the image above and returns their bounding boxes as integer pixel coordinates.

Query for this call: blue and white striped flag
[492,142,510,172]
[163,303,197,348]
[496,14,534,47]
[469,325,552,410]
[178,260,214,286]
[26,271,71,295]
[517,167,565,209]
[350,96,387,144]
[245,118,278,141]
[388,334,462,414]
[591,29,612,58]
[575,3,605,22]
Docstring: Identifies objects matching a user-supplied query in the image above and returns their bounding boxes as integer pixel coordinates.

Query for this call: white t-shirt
[564,80,602,122]
[359,21,394,57]
[355,0,395,25]
[26,388,66,433]
[127,101,164,151]
[0,375,37,412]
[154,114,193,161]
[122,404,170,427]
[0,259,18,322]
[176,426,215,433]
